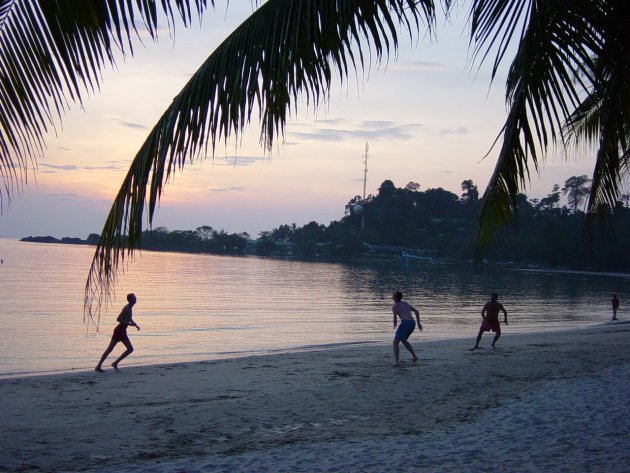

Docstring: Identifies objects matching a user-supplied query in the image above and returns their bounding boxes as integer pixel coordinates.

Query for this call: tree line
[131,175,630,271]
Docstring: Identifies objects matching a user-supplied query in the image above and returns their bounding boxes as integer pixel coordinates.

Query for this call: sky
[0,1,597,239]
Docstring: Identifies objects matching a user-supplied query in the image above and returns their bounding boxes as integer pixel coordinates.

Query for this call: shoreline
[2,323,630,472]
[0,339,385,381]
[11,236,630,276]
[0,322,607,381]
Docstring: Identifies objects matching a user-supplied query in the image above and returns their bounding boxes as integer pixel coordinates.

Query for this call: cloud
[39,163,123,173]
[313,117,349,126]
[84,165,122,171]
[290,130,345,142]
[40,163,78,171]
[389,61,451,72]
[289,121,423,143]
[103,114,146,130]
[209,186,245,192]
[440,127,469,135]
[121,121,147,130]
[361,120,397,128]
[212,156,265,166]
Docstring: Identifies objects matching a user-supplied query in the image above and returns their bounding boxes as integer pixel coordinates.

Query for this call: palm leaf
[0,0,211,208]
[469,0,601,251]
[83,0,431,328]
[564,1,630,223]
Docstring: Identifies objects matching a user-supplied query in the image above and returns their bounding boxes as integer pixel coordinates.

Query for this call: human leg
[471,330,483,350]
[491,326,502,348]
[95,339,118,372]
[393,339,401,365]
[401,340,418,362]
[111,338,134,370]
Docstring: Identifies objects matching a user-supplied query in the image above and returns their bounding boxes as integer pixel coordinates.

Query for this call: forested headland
[22,175,630,272]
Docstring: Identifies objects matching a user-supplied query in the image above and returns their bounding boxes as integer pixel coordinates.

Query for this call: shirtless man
[391,291,423,366]
[471,293,508,350]
[611,294,620,320]
[95,293,140,372]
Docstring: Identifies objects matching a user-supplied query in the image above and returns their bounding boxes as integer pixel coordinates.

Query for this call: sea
[0,237,627,379]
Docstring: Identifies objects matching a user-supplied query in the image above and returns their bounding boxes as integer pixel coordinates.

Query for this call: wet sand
[1,322,629,472]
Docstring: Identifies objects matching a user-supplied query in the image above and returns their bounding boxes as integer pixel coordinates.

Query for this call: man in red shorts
[95,293,140,372]
[471,293,508,350]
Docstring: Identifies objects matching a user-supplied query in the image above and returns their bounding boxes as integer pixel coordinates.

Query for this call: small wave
[0,366,89,379]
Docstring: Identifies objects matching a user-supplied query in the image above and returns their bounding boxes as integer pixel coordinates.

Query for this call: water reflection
[0,238,627,377]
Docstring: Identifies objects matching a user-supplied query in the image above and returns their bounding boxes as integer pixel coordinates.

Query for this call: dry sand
[1,323,629,472]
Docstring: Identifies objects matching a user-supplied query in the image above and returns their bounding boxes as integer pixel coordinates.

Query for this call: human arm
[501,304,508,325]
[410,305,423,331]
[392,307,398,329]
[129,318,141,330]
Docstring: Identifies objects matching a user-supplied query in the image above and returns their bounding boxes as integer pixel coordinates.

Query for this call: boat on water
[400,249,436,263]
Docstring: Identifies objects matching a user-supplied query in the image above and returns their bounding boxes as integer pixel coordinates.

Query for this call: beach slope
[1,324,629,472]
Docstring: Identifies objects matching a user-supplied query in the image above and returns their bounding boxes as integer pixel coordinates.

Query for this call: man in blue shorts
[391,290,423,366]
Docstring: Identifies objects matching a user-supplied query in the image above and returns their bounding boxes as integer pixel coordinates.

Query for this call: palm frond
[567,1,630,220]
[562,93,602,149]
[0,0,211,209]
[84,0,432,328]
[471,0,600,251]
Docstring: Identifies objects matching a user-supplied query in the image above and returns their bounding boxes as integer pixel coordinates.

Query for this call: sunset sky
[0,2,596,239]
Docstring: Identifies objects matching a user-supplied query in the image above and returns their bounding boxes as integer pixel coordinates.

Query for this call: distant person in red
[611,294,620,321]
[391,290,423,366]
[471,293,508,350]
[95,293,140,372]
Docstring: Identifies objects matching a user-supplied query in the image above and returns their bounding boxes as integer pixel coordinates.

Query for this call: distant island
[18,176,630,272]
[20,234,100,245]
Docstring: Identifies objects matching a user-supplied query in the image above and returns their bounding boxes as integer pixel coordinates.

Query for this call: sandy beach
[1,323,629,472]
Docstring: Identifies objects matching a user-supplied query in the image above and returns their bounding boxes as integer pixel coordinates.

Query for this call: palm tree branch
[561,1,630,223]
[0,0,212,209]
[472,0,599,252]
[84,0,431,328]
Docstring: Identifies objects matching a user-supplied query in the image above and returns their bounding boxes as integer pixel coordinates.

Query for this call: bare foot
[412,356,418,362]
[111,363,119,371]
[392,362,400,367]
[95,367,105,372]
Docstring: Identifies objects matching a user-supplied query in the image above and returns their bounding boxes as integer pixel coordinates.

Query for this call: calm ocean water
[0,237,627,378]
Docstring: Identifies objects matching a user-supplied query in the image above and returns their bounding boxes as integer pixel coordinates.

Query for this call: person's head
[127,293,137,304]
[491,293,498,301]
[393,291,403,302]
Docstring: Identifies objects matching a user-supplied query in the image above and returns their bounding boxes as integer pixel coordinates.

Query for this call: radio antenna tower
[362,142,369,201]
[361,142,369,231]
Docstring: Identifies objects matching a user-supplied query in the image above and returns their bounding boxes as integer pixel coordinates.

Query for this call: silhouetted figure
[471,293,508,350]
[611,294,620,321]
[391,290,422,366]
[95,293,140,372]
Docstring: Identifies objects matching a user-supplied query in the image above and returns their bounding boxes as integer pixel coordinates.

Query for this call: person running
[471,293,508,350]
[95,293,140,372]
[391,290,422,366]
[611,294,620,320]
